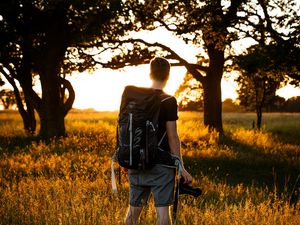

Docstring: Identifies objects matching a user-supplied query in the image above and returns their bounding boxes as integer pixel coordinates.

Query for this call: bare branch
[257,0,285,43]
[171,62,208,72]
[102,38,205,83]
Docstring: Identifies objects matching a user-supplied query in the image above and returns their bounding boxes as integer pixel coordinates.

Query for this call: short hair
[150,57,170,81]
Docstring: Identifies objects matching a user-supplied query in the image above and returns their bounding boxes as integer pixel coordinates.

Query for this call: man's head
[150,57,170,82]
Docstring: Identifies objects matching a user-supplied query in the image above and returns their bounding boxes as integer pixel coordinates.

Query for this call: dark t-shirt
[157,91,179,152]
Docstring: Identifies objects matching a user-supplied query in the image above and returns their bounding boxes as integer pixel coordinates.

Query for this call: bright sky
[71,28,198,111]
[70,28,300,111]
[1,28,300,111]
[70,66,186,111]
[70,67,300,111]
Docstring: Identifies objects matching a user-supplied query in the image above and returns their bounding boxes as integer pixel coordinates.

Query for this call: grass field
[0,110,299,224]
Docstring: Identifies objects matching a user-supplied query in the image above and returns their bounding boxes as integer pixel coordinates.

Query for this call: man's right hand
[180,168,192,184]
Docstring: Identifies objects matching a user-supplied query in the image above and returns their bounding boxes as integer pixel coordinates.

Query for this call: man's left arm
[166,121,192,184]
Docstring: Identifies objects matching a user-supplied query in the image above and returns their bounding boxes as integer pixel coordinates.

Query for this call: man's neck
[151,80,166,90]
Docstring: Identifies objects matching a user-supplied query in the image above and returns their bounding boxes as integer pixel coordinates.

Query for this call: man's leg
[124,206,143,225]
[156,206,171,225]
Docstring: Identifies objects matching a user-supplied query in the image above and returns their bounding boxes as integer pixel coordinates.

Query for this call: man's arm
[166,121,192,183]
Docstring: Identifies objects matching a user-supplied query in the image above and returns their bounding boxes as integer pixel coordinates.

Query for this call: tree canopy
[0,0,134,138]
[1,0,299,137]
[102,0,299,134]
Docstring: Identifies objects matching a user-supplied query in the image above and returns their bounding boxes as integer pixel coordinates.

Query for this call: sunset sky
[70,67,300,111]
[69,28,300,111]
[1,28,300,111]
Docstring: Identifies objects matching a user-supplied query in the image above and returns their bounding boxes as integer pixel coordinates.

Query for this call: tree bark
[0,67,37,134]
[203,76,223,133]
[36,9,72,139]
[17,38,37,134]
[38,48,67,138]
[202,47,225,134]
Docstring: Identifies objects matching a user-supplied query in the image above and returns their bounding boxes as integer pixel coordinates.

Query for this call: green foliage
[104,0,300,133]
[235,45,286,112]
[234,0,300,84]
[175,73,204,111]
[222,98,242,112]
[285,96,300,112]
[0,0,130,75]
[0,0,135,137]
[0,89,18,109]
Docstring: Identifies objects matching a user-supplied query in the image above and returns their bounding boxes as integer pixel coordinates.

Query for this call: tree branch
[223,0,247,26]
[171,62,208,72]
[102,38,206,83]
[60,76,75,116]
[0,66,28,117]
[2,63,42,111]
[287,73,300,82]
[257,0,285,44]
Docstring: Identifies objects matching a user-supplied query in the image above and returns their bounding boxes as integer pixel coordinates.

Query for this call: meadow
[0,110,299,224]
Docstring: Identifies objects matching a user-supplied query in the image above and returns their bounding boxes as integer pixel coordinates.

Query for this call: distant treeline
[179,96,300,112]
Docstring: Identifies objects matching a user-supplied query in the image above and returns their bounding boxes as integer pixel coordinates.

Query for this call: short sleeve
[161,96,178,121]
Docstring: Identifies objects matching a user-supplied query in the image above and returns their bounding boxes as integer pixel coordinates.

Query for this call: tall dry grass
[0,110,299,224]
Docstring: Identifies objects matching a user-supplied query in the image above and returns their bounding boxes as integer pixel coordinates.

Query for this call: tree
[0,89,17,110]
[175,73,204,111]
[222,98,241,112]
[236,0,300,84]
[103,0,253,134]
[233,0,299,129]
[113,0,300,134]
[235,45,285,129]
[0,0,133,138]
[285,96,300,112]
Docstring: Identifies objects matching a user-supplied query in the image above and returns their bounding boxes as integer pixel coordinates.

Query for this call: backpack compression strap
[157,95,173,147]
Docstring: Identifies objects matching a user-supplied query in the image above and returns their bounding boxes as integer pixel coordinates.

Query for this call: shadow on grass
[0,135,40,155]
[183,134,300,204]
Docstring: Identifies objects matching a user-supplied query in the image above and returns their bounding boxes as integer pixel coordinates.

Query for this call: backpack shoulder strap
[161,96,173,103]
[158,94,175,147]
[160,93,173,103]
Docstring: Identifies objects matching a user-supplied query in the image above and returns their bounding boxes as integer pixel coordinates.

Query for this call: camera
[178,178,202,197]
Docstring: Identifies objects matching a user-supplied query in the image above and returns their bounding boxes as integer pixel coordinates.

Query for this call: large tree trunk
[39,73,66,138]
[203,74,223,133]
[36,9,72,139]
[202,47,224,134]
[38,46,67,138]
[38,74,75,138]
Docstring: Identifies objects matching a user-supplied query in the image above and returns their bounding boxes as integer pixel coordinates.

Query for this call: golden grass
[0,111,299,224]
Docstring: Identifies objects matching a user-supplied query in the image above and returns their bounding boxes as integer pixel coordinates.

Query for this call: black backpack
[115,85,171,170]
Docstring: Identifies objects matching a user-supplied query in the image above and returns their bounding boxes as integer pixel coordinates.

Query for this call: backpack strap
[158,132,166,147]
[161,95,173,103]
[158,94,174,147]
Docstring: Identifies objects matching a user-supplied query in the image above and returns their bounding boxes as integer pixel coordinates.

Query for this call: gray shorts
[128,164,176,207]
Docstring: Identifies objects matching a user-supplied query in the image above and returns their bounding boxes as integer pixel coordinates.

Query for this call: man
[124,57,192,225]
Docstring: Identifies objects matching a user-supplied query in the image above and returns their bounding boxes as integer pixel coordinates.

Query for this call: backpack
[115,85,171,170]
